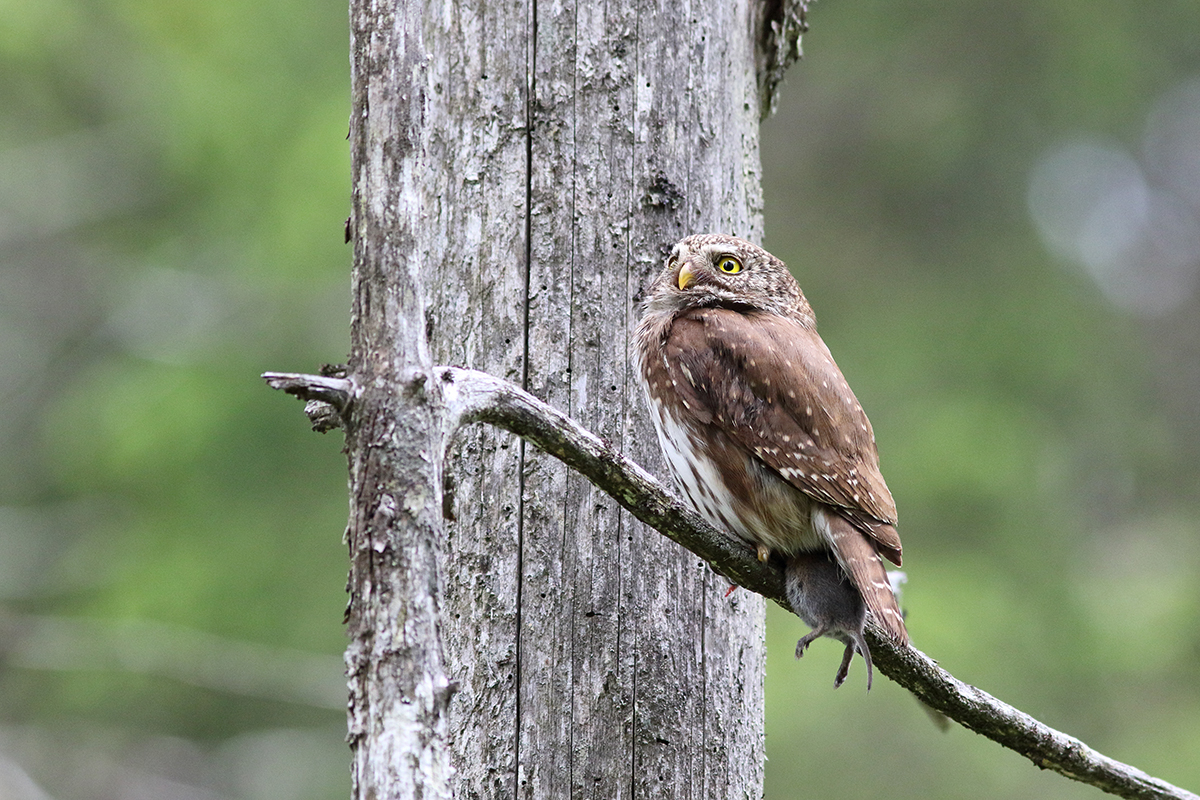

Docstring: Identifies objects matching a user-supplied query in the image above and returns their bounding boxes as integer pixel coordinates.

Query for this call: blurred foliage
[761,1,1200,797]
[1,0,352,795]
[2,0,1199,797]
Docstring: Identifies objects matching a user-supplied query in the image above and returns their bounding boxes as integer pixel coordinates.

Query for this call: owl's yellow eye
[717,256,742,274]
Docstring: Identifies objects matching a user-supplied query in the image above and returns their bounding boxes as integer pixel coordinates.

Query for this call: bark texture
[347,1,771,798]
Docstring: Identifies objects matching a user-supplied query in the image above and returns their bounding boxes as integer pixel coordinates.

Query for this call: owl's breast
[642,383,821,557]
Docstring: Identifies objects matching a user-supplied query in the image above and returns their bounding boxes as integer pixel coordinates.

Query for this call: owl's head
[644,233,815,326]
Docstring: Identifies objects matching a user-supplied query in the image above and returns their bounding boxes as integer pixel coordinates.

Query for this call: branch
[263,367,1198,800]
[262,370,355,432]
[435,367,1196,800]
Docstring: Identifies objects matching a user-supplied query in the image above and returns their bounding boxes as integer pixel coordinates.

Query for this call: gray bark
[342,1,800,797]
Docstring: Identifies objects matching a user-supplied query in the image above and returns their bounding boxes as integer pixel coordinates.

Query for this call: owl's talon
[756,545,770,563]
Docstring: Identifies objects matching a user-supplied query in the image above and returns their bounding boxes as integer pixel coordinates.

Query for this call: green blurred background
[3,0,1198,797]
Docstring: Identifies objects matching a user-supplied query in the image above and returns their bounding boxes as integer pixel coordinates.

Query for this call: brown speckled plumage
[633,234,908,668]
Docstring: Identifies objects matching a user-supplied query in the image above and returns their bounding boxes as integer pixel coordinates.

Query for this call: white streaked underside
[645,385,825,557]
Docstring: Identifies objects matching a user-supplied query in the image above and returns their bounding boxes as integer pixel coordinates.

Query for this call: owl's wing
[663,308,902,564]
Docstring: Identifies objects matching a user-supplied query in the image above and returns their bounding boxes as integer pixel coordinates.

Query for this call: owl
[633,234,907,685]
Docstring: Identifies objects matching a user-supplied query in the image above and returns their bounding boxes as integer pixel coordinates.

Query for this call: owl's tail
[815,507,909,646]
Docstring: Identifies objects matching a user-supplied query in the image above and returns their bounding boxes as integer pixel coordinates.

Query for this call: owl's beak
[677,262,695,290]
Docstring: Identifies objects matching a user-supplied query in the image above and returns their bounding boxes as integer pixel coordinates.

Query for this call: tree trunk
[346,1,782,797]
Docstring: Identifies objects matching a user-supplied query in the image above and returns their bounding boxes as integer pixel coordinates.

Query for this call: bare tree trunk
[344,1,794,797]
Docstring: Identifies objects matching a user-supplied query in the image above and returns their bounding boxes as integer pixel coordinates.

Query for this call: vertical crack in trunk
[513,0,538,795]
